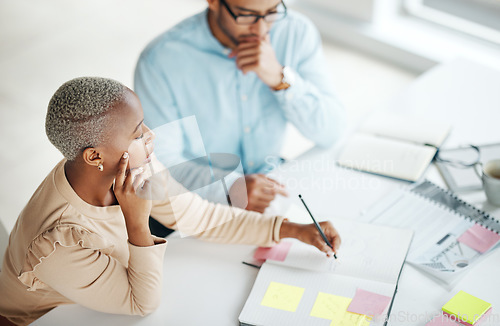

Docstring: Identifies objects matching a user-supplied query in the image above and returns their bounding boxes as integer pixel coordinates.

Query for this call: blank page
[273,218,413,285]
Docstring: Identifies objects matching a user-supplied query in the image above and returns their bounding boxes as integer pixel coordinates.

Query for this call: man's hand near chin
[229,174,288,213]
[229,34,283,89]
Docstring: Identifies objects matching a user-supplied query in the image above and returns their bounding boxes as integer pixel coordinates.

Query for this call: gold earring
[98,162,104,172]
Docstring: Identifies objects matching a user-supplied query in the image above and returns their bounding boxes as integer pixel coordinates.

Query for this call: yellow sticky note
[442,291,491,325]
[260,281,305,312]
[310,292,371,326]
[330,312,372,326]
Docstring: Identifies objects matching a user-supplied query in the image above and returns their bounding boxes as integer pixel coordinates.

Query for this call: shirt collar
[201,8,232,56]
[54,159,122,219]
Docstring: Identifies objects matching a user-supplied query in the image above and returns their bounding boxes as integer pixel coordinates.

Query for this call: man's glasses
[220,0,287,25]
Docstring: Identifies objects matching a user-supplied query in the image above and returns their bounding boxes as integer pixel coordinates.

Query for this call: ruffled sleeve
[18,224,114,291]
[17,224,167,316]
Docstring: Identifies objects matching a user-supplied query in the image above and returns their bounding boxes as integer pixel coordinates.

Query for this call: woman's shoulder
[19,160,69,224]
[9,159,119,291]
[17,159,123,238]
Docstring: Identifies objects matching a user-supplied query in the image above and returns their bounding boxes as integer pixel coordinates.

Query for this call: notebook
[337,113,451,182]
[358,180,500,288]
[239,218,413,326]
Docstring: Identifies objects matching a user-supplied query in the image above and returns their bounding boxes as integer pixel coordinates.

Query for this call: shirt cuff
[152,236,167,245]
[272,216,287,243]
[272,68,307,104]
[127,238,168,266]
[224,169,244,193]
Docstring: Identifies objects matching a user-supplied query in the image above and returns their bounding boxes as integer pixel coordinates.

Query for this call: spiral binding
[409,180,500,235]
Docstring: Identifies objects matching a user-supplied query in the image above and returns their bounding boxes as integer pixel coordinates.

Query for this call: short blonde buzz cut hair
[46,77,127,161]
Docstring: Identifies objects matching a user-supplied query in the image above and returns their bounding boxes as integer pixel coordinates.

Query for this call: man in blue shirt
[134,0,345,213]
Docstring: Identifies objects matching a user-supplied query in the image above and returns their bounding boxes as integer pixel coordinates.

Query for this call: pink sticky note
[443,308,492,326]
[253,241,292,262]
[425,315,461,326]
[347,288,392,316]
[457,224,500,253]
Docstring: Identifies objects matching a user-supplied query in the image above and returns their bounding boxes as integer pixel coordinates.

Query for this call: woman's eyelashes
[135,133,144,140]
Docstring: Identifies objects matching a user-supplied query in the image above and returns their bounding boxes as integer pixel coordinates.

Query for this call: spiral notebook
[359,180,500,288]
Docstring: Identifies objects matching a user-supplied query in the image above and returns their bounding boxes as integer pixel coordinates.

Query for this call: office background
[1,0,499,232]
[0,0,418,232]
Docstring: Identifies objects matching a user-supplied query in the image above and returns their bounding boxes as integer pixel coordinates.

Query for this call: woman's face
[101,90,155,174]
[128,123,154,170]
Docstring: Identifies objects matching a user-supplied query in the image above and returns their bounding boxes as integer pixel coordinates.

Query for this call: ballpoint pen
[299,194,337,259]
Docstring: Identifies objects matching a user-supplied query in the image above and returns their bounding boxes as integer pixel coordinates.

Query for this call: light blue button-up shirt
[134,9,345,175]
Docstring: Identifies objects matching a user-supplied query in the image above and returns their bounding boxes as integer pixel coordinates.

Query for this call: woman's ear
[82,148,103,170]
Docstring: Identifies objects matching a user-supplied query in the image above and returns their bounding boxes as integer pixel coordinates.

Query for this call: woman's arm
[151,169,341,255]
[33,239,166,316]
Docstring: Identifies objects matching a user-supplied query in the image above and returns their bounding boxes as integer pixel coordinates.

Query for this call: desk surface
[34,58,500,325]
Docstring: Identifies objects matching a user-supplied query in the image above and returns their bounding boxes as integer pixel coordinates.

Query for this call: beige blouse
[0,160,284,325]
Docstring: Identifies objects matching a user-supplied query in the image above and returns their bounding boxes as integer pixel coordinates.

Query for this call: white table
[34,58,500,325]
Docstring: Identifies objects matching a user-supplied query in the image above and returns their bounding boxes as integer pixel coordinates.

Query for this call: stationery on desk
[435,142,500,193]
[337,113,452,182]
[358,180,500,288]
[426,291,493,326]
[239,218,413,326]
[299,194,337,259]
[441,291,492,326]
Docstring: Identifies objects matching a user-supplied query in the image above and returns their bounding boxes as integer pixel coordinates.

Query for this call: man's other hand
[229,174,288,213]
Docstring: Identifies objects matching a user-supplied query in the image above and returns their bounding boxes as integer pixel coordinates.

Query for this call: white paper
[338,133,437,181]
[360,113,451,147]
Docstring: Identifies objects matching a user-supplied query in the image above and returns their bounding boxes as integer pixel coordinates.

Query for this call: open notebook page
[273,218,413,285]
[338,133,437,181]
[239,262,396,326]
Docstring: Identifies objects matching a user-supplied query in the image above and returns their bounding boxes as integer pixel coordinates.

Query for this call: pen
[298,194,337,259]
[242,261,261,269]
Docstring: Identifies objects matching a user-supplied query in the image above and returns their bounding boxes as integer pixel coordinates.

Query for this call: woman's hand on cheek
[114,152,154,246]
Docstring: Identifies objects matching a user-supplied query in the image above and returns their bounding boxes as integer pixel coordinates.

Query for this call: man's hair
[46,77,127,161]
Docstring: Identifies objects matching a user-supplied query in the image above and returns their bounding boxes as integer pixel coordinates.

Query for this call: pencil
[298,194,337,259]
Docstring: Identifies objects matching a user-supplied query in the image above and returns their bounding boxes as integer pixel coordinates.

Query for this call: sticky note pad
[442,291,492,326]
[254,241,292,262]
[425,315,462,326]
[310,292,371,325]
[347,288,392,316]
[457,225,500,253]
[260,282,304,312]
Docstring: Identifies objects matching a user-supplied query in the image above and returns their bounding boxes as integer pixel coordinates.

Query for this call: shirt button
[244,126,251,133]
[241,94,248,101]
[248,161,254,167]
[286,93,294,100]
[222,48,230,55]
